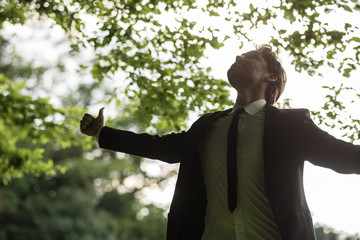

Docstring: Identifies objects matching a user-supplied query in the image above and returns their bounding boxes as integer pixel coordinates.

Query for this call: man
[80,45,360,240]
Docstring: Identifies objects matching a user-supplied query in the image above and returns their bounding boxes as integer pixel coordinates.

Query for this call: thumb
[98,107,105,118]
[97,107,105,125]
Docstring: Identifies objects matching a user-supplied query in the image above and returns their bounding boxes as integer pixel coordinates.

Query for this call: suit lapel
[187,109,231,152]
[263,104,280,158]
[263,104,280,195]
[200,109,231,133]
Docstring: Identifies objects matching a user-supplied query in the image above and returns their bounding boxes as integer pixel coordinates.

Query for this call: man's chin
[227,66,245,81]
[227,75,240,90]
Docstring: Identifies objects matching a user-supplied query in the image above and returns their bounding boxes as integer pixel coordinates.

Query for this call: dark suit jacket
[98,104,360,240]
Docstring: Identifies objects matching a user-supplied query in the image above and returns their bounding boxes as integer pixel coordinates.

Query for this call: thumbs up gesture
[80,107,105,137]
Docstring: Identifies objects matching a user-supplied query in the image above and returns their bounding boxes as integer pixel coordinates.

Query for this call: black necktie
[227,107,245,212]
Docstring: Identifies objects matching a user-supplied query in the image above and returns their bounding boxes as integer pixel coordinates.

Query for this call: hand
[80,107,105,137]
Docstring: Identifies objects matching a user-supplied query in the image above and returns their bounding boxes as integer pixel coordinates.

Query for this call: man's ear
[266,73,278,83]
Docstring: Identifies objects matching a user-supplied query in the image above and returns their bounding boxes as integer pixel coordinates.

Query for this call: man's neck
[235,90,266,106]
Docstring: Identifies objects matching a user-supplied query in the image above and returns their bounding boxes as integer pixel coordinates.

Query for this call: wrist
[95,125,104,141]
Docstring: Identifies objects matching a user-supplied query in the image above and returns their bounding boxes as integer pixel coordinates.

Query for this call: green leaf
[341,4,353,12]
[348,36,360,42]
[209,10,220,16]
[249,3,255,12]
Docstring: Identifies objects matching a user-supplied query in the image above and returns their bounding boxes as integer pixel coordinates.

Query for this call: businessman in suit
[80,45,360,240]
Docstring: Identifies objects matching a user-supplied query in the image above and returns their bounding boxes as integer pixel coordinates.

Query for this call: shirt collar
[230,99,266,115]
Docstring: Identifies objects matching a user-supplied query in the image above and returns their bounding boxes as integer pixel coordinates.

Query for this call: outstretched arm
[80,108,186,164]
[301,111,360,174]
[98,127,186,164]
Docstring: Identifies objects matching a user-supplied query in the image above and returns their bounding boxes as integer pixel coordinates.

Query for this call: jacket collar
[230,99,267,115]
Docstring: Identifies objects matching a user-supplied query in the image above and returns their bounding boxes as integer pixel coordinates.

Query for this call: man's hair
[257,45,287,105]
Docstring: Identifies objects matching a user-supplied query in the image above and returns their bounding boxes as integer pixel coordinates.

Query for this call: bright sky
[5,1,360,236]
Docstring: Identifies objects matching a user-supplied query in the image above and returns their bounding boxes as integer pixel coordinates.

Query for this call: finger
[80,122,87,132]
[81,118,93,127]
[82,115,93,123]
[81,119,92,128]
[80,127,87,134]
[84,113,95,119]
[80,121,88,131]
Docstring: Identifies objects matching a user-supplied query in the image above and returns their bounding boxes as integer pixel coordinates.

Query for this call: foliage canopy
[1,0,360,189]
[2,0,359,131]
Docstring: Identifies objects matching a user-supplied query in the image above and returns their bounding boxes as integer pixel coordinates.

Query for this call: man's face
[227,50,269,90]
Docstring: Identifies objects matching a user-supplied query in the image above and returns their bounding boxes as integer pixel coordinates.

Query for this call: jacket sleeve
[300,110,360,174]
[98,126,187,164]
